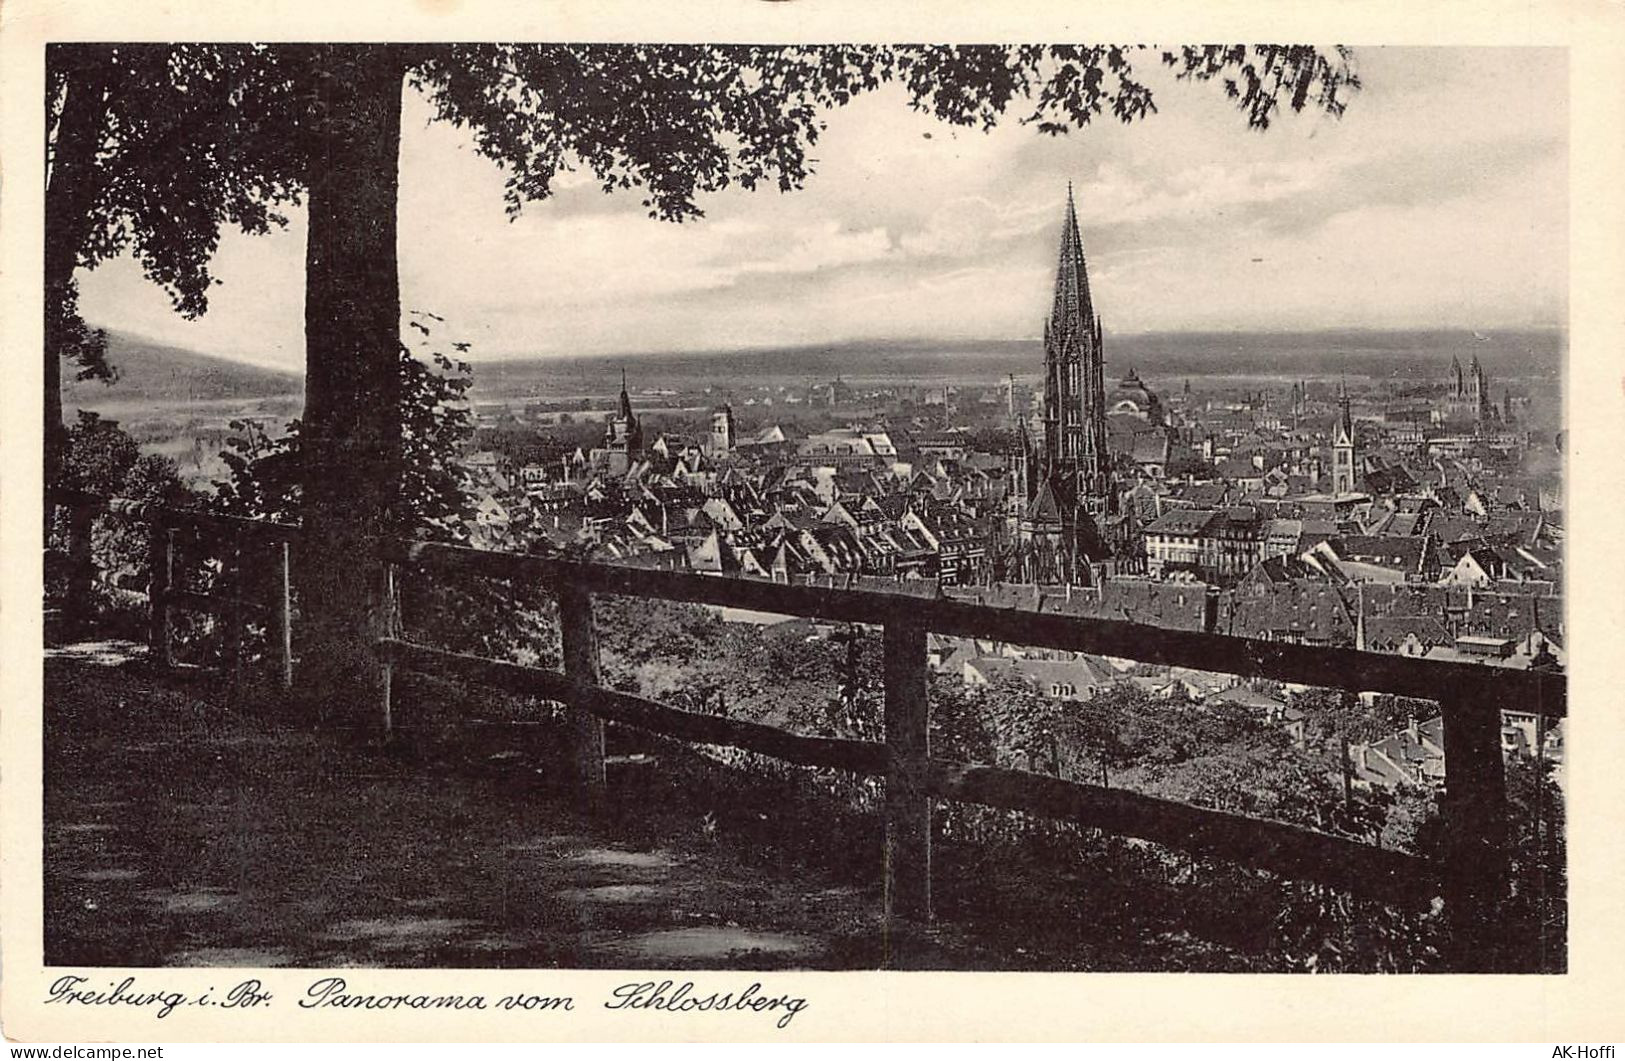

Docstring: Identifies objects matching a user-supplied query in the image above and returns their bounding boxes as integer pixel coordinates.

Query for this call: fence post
[1439,689,1510,971]
[558,579,607,802]
[883,613,932,937]
[379,561,397,736]
[228,530,246,696]
[147,516,173,668]
[66,500,95,637]
[272,539,294,689]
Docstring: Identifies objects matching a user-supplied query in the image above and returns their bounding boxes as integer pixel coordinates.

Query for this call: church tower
[1468,354,1490,421]
[605,368,644,475]
[707,402,735,456]
[1038,183,1111,505]
[1331,382,1357,495]
[1016,185,1114,577]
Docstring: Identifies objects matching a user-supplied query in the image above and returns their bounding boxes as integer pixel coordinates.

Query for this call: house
[1439,545,1503,587]
[1349,716,1447,790]
[736,424,789,449]
[1314,534,1441,583]
[1143,508,1219,576]
[1167,482,1230,509]
[471,492,509,530]
[1262,518,1304,559]
[1359,609,1449,653]
[962,655,1112,701]
[1206,685,1306,744]
[1165,666,1239,700]
[1140,506,1262,584]
[686,530,737,575]
[1238,554,1343,596]
[1087,577,1215,632]
[1130,432,1172,478]
[1501,712,1563,762]
[1201,506,1265,583]
[1452,634,1516,661]
[1362,464,1418,496]
[1227,582,1356,647]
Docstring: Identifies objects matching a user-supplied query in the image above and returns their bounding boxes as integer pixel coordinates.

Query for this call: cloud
[75,46,1568,367]
[701,218,894,279]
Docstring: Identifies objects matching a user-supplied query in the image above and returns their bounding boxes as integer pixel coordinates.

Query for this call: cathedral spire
[1050,181,1095,341]
[1033,184,1112,530]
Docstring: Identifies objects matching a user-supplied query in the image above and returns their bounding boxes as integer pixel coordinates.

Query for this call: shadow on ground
[44,642,1285,972]
[41,650,956,970]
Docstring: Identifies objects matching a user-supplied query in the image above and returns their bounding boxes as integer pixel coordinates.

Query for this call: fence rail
[377,635,1441,907]
[48,489,297,687]
[48,493,1567,969]
[385,539,1567,714]
[382,537,1564,967]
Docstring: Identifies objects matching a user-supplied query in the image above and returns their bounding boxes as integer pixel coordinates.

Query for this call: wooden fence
[49,489,299,688]
[47,493,1568,969]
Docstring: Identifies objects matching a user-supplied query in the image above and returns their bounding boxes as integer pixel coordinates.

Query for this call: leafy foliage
[1293,686,1438,746]
[1500,753,1566,971]
[213,418,300,524]
[48,413,194,632]
[48,41,1359,349]
[46,45,308,385]
[49,287,112,385]
[48,45,308,315]
[596,596,727,671]
[213,318,474,535]
[60,411,190,505]
[212,321,560,667]
[410,43,1358,223]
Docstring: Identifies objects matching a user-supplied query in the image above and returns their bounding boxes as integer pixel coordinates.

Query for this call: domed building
[1106,367,1165,426]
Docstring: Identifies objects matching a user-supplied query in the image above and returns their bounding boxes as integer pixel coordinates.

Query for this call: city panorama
[42,43,1564,979]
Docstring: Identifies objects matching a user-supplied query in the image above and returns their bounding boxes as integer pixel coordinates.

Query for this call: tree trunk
[44,48,114,492]
[296,44,406,731]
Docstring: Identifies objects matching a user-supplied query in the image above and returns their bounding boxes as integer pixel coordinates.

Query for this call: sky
[75,46,1568,369]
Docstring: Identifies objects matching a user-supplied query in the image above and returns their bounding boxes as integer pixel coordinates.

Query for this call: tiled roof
[1329,535,1430,571]
[1363,615,1453,651]
[1228,583,1355,644]
[1145,508,1220,536]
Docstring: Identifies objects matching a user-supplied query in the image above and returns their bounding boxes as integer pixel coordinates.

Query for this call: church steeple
[1049,182,1097,342]
[618,367,634,419]
[1332,380,1356,495]
[1023,184,1113,571]
[1043,185,1108,497]
[1334,380,1354,444]
[605,367,643,475]
[1467,354,1488,417]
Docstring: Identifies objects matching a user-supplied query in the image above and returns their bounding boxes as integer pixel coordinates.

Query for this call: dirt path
[44,648,886,969]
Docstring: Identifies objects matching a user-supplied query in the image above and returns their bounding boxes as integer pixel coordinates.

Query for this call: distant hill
[63,331,302,405]
[466,327,1565,399]
[60,326,1563,409]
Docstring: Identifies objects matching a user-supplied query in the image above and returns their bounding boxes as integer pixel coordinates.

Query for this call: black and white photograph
[5,4,1622,1044]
